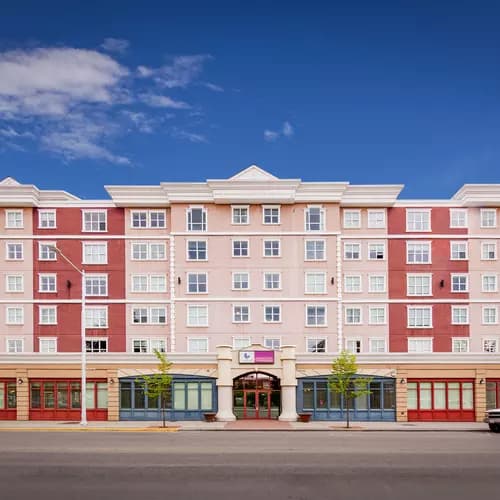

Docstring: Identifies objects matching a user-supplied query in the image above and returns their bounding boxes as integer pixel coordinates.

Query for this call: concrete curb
[0,427,180,433]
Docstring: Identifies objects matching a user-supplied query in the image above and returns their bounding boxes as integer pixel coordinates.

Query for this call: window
[131,210,165,228]
[483,339,498,353]
[6,307,23,324]
[85,338,108,353]
[263,240,280,257]
[187,305,208,327]
[83,243,107,264]
[38,210,56,228]
[368,243,385,260]
[408,338,433,353]
[264,305,281,323]
[450,209,467,228]
[132,339,148,353]
[344,275,362,293]
[232,240,249,257]
[131,242,166,260]
[407,274,432,296]
[233,305,250,323]
[368,210,386,229]
[6,275,23,292]
[482,307,497,324]
[38,242,57,261]
[369,338,386,353]
[83,210,107,232]
[452,338,469,353]
[150,275,167,292]
[7,339,23,353]
[187,240,207,261]
[369,307,386,324]
[307,338,326,353]
[346,339,361,353]
[5,210,23,228]
[305,272,326,294]
[481,242,497,260]
[132,307,167,324]
[344,242,360,260]
[407,242,431,263]
[132,339,166,353]
[408,307,432,328]
[305,240,325,261]
[187,273,207,293]
[306,305,326,326]
[263,206,280,224]
[6,242,23,260]
[450,241,467,260]
[187,338,209,353]
[305,206,324,231]
[481,209,496,228]
[85,307,108,328]
[264,338,281,349]
[451,274,468,292]
[369,275,386,292]
[39,274,56,292]
[451,306,469,325]
[187,207,207,231]
[233,273,249,290]
[345,307,361,324]
[406,209,431,231]
[39,338,57,353]
[343,210,361,229]
[482,274,497,292]
[233,338,251,350]
[39,306,57,325]
[85,275,108,296]
[132,275,148,292]
[232,206,249,225]
[264,272,281,290]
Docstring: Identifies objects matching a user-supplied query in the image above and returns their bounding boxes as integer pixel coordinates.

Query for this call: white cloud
[101,38,130,54]
[139,93,190,109]
[264,121,295,142]
[0,126,34,139]
[137,65,154,77]
[203,82,224,92]
[171,128,208,143]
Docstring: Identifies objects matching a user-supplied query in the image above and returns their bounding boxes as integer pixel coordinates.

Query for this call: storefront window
[486,382,497,410]
[303,382,314,410]
[200,383,212,410]
[120,382,131,409]
[419,382,432,409]
[44,383,55,409]
[57,383,68,409]
[174,383,186,410]
[462,382,473,410]
[433,382,446,410]
[315,382,328,409]
[134,386,145,409]
[71,383,81,409]
[187,383,199,409]
[447,382,460,410]
[383,382,395,410]
[370,382,381,410]
[407,382,418,409]
[0,385,4,410]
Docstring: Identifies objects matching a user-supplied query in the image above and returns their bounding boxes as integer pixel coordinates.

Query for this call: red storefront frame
[29,379,108,421]
[0,379,16,420]
[407,379,475,422]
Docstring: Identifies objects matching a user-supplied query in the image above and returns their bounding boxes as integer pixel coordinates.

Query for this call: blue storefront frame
[119,374,217,421]
[297,376,396,421]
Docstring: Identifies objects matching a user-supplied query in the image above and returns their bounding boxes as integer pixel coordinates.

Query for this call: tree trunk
[161,395,166,428]
[346,394,350,429]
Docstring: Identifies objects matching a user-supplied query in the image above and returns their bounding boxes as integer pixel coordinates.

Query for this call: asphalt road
[0,431,498,500]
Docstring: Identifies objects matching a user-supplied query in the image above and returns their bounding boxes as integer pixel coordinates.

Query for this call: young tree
[140,349,173,428]
[329,351,372,428]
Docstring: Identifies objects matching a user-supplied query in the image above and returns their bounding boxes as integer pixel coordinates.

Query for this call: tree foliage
[329,351,372,428]
[139,349,172,428]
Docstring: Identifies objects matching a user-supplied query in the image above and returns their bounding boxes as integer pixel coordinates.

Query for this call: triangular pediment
[229,165,279,182]
[0,177,21,186]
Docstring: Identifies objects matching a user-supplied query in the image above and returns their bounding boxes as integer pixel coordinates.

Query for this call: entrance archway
[233,372,280,419]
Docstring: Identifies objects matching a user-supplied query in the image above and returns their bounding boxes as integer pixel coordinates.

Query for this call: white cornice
[341,185,404,207]
[0,179,81,207]
[105,185,167,207]
[452,184,500,206]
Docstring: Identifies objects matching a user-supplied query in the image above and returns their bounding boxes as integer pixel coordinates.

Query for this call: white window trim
[187,337,209,353]
[232,239,250,258]
[5,274,24,293]
[262,205,281,225]
[482,305,498,325]
[450,273,469,293]
[305,304,328,327]
[186,304,209,327]
[82,241,108,265]
[304,205,325,232]
[482,338,499,353]
[232,337,252,350]
[344,274,363,294]
[367,242,386,261]
[368,274,387,293]
[406,208,432,232]
[367,209,386,229]
[406,273,433,297]
[38,273,57,293]
[451,337,470,353]
[263,239,281,258]
[263,337,282,349]
[343,242,361,260]
[407,337,433,353]
[131,274,167,293]
[186,272,209,294]
[450,241,468,261]
[451,306,469,325]
[39,337,57,353]
[5,306,24,325]
[345,338,362,353]
[344,306,362,325]
[449,209,468,229]
[130,210,167,229]
[232,304,251,324]
[480,208,497,228]
[263,304,282,323]
[407,306,433,328]
[38,209,57,229]
[131,306,168,325]
[5,209,24,229]
[38,241,57,261]
[481,274,498,293]
[186,206,208,232]
[5,242,24,261]
[85,306,109,329]
[84,274,109,297]
[481,241,497,261]
[81,209,107,233]
[85,337,109,353]
[232,272,250,291]
[39,305,58,325]
[304,239,326,261]
[305,271,327,295]
[343,209,361,229]
[263,272,282,291]
[368,306,387,325]
[231,205,250,225]
[130,241,167,261]
[406,241,432,264]
[368,337,387,353]
[186,239,208,261]
[305,336,327,353]
[6,338,24,353]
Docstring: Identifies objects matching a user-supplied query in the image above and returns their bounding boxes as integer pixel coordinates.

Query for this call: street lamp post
[50,245,87,426]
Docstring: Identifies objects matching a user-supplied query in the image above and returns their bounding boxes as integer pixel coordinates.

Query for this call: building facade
[0,166,499,422]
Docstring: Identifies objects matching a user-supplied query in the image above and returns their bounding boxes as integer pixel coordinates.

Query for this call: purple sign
[254,351,275,364]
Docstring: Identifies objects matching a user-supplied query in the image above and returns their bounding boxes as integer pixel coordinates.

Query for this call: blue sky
[0,0,499,199]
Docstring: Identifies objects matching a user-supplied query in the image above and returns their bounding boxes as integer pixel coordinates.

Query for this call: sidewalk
[0,420,488,432]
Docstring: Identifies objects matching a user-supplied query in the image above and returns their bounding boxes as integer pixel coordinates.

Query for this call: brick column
[107,369,119,421]
[395,370,408,422]
[475,370,487,423]
[15,369,29,421]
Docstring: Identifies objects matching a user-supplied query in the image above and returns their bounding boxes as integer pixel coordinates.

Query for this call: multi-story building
[0,166,499,422]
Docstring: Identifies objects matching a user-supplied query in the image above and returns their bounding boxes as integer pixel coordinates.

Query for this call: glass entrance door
[257,391,270,419]
[244,391,257,418]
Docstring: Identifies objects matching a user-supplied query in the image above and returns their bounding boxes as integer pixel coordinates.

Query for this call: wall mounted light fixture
[177,277,181,285]
[330,277,335,285]
[17,378,24,385]
[400,378,406,384]
[480,378,485,384]
[439,279,445,288]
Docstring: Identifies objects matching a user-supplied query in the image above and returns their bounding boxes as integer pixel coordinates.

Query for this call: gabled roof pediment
[228,165,279,182]
[0,177,21,186]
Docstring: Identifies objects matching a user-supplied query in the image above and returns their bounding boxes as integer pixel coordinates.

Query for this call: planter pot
[298,413,312,423]
[204,412,217,423]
